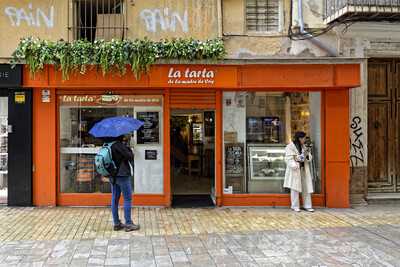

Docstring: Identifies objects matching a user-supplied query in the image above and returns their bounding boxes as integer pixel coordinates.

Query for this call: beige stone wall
[126,0,219,40]
[0,0,329,59]
[222,0,329,58]
[0,0,68,59]
[0,0,219,59]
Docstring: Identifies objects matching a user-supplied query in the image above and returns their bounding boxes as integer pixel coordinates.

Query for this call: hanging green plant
[11,37,226,80]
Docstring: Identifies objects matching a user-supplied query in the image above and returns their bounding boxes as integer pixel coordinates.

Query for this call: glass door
[0,97,8,204]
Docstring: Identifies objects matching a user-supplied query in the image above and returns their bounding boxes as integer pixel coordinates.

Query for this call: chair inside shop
[170,111,215,207]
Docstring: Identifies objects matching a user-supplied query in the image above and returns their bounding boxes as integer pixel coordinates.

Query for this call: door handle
[374,121,380,129]
[7,125,12,133]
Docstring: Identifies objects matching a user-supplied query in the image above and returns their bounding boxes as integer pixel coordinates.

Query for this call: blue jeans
[110,176,133,225]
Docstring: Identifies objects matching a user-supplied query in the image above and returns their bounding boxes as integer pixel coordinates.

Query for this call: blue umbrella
[89,116,144,138]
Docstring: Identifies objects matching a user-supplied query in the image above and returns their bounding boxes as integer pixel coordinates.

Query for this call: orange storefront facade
[23,62,360,208]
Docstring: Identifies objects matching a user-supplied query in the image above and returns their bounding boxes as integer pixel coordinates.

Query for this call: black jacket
[111,141,134,177]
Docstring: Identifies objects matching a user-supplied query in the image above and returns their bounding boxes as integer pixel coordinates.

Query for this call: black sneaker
[113,223,125,231]
[125,223,140,232]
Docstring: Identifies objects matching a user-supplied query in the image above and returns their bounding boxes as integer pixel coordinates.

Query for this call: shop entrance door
[368,59,400,193]
[0,94,8,204]
[170,110,215,207]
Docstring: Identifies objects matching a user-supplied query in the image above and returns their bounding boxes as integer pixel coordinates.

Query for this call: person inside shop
[104,135,139,232]
[171,127,188,175]
[283,131,315,212]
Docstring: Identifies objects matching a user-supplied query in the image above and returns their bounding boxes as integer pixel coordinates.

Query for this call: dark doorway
[7,90,32,206]
[170,110,215,207]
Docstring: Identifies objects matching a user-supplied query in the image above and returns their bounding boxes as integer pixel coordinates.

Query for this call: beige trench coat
[283,142,314,193]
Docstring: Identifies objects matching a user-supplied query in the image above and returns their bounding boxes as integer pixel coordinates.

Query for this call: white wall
[0,97,7,116]
[134,105,163,194]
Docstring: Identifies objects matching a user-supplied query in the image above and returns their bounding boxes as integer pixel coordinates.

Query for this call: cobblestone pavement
[0,204,400,266]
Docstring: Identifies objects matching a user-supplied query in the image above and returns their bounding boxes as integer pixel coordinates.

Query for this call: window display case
[247,144,286,181]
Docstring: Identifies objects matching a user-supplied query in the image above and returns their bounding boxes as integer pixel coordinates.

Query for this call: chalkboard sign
[137,112,159,144]
[145,150,157,160]
[225,143,245,193]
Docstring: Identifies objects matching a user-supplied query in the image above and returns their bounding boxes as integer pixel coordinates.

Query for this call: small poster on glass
[263,117,280,143]
[137,112,160,144]
[247,144,286,180]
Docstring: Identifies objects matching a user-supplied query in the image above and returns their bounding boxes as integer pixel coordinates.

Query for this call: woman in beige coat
[284,131,314,212]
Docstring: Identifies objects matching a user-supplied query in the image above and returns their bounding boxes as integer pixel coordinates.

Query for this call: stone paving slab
[1,205,400,241]
[0,204,399,266]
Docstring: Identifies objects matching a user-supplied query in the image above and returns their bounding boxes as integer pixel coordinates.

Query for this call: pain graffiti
[140,8,188,33]
[4,3,54,28]
[350,116,365,168]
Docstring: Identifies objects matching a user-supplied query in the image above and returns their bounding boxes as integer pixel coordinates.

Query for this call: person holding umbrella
[90,116,144,232]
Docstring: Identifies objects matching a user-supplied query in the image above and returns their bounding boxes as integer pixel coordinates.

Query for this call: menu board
[137,112,160,144]
[225,143,244,177]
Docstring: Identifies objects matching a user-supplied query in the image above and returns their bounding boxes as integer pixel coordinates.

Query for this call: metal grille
[68,0,127,42]
[246,0,280,32]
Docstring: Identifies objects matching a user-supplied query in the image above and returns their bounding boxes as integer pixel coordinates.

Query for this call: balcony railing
[324,0,400,24]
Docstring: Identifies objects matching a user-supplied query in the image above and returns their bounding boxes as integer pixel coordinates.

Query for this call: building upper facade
[0,0,220,59]
[3,0,397,61]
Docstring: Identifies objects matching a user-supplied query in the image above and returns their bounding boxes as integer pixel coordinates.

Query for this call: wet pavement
[0,204,400,266]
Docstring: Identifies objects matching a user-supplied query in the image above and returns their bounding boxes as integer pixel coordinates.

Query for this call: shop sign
[14,92,25,104]
[149,65,238,88]
[59,95,162,107]
[167,67,215,85]
[0,64,22,88]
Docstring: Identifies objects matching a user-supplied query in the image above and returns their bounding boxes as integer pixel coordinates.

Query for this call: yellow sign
[15,92,25,104]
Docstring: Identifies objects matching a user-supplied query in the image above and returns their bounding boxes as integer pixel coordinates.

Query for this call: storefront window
[223,92,321,194]
[59,94,163,194]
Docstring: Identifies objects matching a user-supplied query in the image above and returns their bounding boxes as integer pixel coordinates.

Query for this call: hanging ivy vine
[11,37,226,80]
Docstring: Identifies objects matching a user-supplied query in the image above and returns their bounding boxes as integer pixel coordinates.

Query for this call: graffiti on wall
[140,8,188,33]
[4,3,54,28]
[350,116,365,168]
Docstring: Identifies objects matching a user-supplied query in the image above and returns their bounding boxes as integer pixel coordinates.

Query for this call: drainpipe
[297,0,337,57]
[217,0,223,38]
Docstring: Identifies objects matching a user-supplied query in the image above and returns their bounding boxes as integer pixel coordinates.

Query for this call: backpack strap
[103,141,116,148]
[103,141,117,176]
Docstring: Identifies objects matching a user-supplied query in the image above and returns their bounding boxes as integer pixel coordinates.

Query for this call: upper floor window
[69,0,127,42]
[246,0,281,33]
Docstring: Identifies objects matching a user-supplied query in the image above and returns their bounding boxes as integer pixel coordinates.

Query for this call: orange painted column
[215,90,223,206]
[325,89,350,208]
[163,89,171,206]
[33,88,57,206]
